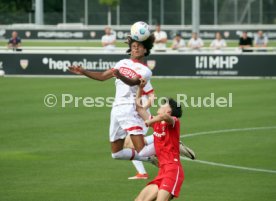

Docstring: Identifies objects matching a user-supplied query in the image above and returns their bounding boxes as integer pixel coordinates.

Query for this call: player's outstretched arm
[136,79,150,121]
[145,114,175,127]
[113,69,141,86]
[68,66,114,81]
[143,92,155,110]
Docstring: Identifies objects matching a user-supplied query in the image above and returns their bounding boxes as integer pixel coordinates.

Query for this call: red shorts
[147,163,184,198]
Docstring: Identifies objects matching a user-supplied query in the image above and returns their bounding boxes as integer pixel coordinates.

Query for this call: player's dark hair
[126,34,155,56]
[167,98,182,118]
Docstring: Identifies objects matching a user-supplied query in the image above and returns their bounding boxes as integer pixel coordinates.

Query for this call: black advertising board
[1,52,275,77]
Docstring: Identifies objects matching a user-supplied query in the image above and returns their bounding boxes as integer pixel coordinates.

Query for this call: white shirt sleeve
[264,36,268,45]
[140,68,152,82]
[210,40,215,47]
[113,60,124,70]
[199,38,204,46]
[180,39,186,47]
[161,31,167,39]
[101,35,107,44]
[101,35,116,44]
[188,39,193,47]
[222,39,226,47]
[143,80,154,94]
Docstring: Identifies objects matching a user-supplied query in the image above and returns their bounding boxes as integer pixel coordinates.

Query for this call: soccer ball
[130,21,150,42]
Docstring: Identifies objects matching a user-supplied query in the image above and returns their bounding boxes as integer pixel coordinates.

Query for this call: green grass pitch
[0,77,276,201]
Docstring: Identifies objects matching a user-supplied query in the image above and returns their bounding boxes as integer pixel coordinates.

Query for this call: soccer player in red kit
[135,80,184,201]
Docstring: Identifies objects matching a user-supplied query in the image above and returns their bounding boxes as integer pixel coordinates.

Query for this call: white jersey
[210,39,226,53]
[112,59,152,106]
[254,35,268,46]
[172,38,186,49]
[153,31,168,49]
[210,39,226,49]
[188,38,204,49]
[101,34,116,51]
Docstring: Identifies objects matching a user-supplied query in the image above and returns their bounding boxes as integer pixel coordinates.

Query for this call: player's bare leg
[156,189,173,201]
[111,139,125,153]
[130,134,145,152]
[124,135,133,149]
[135,184,158,201]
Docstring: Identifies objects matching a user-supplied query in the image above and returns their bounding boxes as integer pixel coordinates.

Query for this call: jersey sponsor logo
[119,67,139,78]
[153,131,166,138]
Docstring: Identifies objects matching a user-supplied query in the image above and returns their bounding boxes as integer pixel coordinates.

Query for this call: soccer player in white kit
[68,35,157,166]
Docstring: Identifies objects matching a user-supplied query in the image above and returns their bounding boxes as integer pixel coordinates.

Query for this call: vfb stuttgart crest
[147,60,156,70]
[20,59,29,69]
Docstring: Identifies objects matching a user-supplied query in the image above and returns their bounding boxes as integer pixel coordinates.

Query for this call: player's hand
[68,66,84,75]
[139,78,147,88]
[145,120,151,127]
[112,69,121,78]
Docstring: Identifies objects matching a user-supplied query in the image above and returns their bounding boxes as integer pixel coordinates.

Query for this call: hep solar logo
[42,57,116,72]
[42,57,70,72]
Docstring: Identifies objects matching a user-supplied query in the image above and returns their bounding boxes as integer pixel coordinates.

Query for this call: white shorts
[109,104,146,142]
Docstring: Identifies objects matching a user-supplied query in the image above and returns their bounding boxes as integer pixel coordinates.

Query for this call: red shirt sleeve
[171,116,179,128]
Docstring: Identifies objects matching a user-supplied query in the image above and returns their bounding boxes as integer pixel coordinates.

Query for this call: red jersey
[152,116,181,167]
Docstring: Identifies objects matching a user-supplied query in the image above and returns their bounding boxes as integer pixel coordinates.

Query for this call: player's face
[105,27,111,35]
[156,25,161,32]
[157,103,172,116]
[12,32,17,38]
[130,42,146,59]
[216,33,221,40]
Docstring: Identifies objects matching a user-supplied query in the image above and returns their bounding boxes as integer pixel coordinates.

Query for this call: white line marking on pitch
[180,126,276,174]
[181,126,276,138]
[181,157,276,174]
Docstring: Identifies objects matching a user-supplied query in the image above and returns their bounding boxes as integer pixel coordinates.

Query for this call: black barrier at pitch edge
[0,53,276,77]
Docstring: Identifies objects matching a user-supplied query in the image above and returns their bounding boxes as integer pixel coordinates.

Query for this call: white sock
[138,143,156,157]
[132,160,147,174]
[111,148,151,162]
[145,135,154,145]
